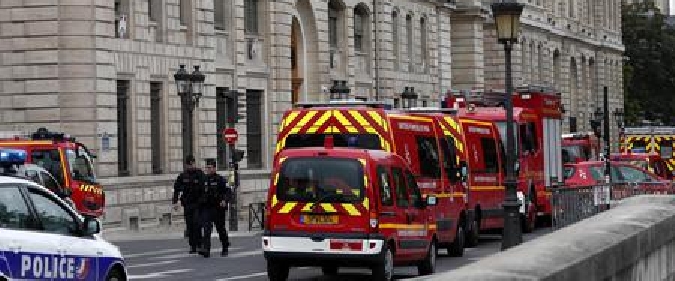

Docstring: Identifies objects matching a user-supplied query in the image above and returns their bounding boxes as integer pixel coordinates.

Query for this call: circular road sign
[223,128,238,144]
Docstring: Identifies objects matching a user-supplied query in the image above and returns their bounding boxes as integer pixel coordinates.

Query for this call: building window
[180,0,188,26]
[215,0,225,30]
[149,0,164,42]
[406,14,413,72]
[392,10,399,69]
[553,50,561,90]
[216,88,229,169]
[329,4,338,48]
[245,0,259,35]
[568,0,575,18]
[116,80,130,176]
[115,0,130,38]
[420,17,427,71]
[246,90,263,168]
[150,82,162,174]
[354,5,368,52]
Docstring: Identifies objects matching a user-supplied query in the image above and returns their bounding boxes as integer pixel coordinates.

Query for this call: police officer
[198,158,232,258]
[172,155,205,254]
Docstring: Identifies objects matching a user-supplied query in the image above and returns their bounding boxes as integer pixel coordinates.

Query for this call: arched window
[392,10,399,69]
[354,5,369,52]
[420,17,427,71]
[406,14,413,72]
[245,0,259,34]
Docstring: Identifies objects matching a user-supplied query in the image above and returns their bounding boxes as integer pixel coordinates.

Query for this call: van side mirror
[426,195,437,207]
[459,161,468,182]
[82,216,101,236]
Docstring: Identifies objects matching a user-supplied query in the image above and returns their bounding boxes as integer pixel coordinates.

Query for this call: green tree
[622,2,675,125]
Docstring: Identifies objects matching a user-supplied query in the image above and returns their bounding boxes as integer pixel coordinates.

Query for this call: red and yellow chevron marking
[275,109,392,154]
[273,200,369,217]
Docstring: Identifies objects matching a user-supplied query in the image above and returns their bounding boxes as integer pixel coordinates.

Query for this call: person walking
[172,155,205,254]
[198,158,232,258]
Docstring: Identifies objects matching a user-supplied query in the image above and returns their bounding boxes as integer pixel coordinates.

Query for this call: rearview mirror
[426,196,437,207]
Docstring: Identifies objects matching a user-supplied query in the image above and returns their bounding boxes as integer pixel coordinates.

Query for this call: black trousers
[184,205,202,250]
[199,207,229,252]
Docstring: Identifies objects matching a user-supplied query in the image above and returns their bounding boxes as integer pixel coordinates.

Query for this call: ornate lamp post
[491,0,524,250]
[174,65,205,159]
[614,108,625,154]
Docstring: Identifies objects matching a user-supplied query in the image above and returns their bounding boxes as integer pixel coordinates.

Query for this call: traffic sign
[223,128,238,144]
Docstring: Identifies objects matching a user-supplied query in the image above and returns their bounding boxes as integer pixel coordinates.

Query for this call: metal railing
[550,183,674,229]
[248,202,265,231]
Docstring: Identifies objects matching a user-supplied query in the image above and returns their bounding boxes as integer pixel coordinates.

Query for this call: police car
[0,149,127,280]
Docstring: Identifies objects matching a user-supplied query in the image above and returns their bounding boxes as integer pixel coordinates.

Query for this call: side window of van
[441,137,459,182]
[391,167,408,207]
[376,166,393,206]
[519,122,538,153]
[481,138,499,173]
[405,171,423,208]
[416,136,441,179]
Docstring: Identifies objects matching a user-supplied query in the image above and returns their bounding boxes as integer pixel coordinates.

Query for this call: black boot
[221,248,228,257]
[189,247,197,254]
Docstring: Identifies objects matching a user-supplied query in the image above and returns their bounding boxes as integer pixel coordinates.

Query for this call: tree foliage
[622,3,675,125]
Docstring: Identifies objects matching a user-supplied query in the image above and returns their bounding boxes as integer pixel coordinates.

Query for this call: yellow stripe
[362,197,370,211]
[278,202,297,214]
[306,111,332,133]
[290,111,318,134]
[444,116,461,133]
[333,110,358,133]
[342,204,361,216]
[367,111,387,131]
[271,195,278,208]
[389,114,433,122]
[58,149,69,187]
[349,110,390,151]
[358,158,367,167]
[379,224,427,230]
[0,141,53,146]
[363,175,368,188]
[461,119,493,127]
[321,203,337,213]
[434,192,466,198]
[470,186,505,191]
[274,173,279,186]
[301,203,314,212]
[281,111,300,132]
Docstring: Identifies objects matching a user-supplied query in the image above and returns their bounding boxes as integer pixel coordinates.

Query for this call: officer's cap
[205,158,216,167]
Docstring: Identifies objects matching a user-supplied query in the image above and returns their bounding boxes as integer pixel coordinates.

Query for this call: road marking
[225,249,261,258]
[128,269,194,280]
[127,260,179,269]
[149,247,243,260]
[125,248,186,258]
[215,267,311,281]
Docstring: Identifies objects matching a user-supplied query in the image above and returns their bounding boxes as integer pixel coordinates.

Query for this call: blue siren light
[0,149,27,165]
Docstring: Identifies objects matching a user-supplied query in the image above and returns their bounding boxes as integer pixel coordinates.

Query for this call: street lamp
[614,108,625,153]
[174,65,205,159]
[330,80,350,100]
[401,87,418,108]
[491,0,524,250]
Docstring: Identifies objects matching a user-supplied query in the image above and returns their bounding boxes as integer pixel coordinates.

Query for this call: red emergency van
[264,142,438,281]
[562,132,600,164]
[0,128,103,217]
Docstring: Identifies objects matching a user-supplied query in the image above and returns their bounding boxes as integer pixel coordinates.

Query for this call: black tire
[418,240,437,276]
[465,219,480,247]
[106,269,125,281]
[267,260,289,281]
[447,223,465,257]
[372,244,394,281]
[321,266,338,276]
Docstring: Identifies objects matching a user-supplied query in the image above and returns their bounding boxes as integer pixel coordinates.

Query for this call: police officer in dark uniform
[172,155,205,254]
[198,158,232,258]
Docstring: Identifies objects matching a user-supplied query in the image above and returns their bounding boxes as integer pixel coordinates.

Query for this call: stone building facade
[0,0,624,227]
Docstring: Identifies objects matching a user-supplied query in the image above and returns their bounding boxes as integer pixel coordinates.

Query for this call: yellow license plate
[302,214,339,225]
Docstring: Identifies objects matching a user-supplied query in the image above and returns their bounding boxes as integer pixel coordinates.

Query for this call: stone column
[450,9,485,90]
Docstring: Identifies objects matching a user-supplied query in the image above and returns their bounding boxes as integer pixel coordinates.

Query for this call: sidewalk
[101,220,262,242]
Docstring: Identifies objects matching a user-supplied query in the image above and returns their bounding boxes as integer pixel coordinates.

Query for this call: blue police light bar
[0,149,27,165]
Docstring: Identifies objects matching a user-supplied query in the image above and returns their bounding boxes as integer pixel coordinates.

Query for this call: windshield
[285,134,382,150]
[562,145,591,163]
[276,158,364,203]
[66,148,96,183]
[495,122,518,155]
[614,159,650,171]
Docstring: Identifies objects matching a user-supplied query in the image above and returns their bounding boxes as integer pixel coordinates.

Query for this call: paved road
[115,228,551,280]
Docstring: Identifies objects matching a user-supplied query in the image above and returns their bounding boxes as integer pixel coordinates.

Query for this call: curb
[102,221,262,242]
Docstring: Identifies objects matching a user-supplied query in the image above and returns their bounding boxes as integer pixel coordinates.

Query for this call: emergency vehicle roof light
[31,127,75,142]
[295,101,387,109]
[0,149,27,166]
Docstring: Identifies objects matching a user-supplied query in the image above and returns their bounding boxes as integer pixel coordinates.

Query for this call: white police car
[0,149,127,280]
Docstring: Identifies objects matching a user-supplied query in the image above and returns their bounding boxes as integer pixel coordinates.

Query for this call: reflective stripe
[321,203,337,213]
[469,186,505,191]
[307,111,332,133]
[278,203,297,214]
[341,204,361,216]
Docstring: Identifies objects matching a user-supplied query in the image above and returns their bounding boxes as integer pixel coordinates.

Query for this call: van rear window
[276,158,364,203]
[285,134,381,150]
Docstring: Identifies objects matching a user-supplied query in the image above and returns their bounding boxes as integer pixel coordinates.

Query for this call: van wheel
[465,219,480,247]
[447,223,465,257]
[321,266,338,276]
[105,269,125,281]
[372,244,394,281]
[418,240,436,275]
[267,260,289,281]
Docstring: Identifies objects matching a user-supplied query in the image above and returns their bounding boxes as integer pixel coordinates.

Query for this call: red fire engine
[562,132,600,164]
[0,128,104,217]
[443,85,564,230]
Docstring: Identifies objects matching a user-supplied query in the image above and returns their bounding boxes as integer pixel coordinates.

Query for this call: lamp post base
[501,180,522,250]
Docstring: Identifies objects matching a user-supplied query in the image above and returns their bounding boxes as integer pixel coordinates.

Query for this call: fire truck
[0,128,104,217]
[562,132,600,164]
[620,126,675,176]
[443,85,564,230]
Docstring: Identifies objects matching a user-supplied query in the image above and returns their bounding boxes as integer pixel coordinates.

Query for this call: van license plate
[302,214,339,225]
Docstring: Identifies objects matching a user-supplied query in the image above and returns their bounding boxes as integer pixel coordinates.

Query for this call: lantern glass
[491,2,524,43]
